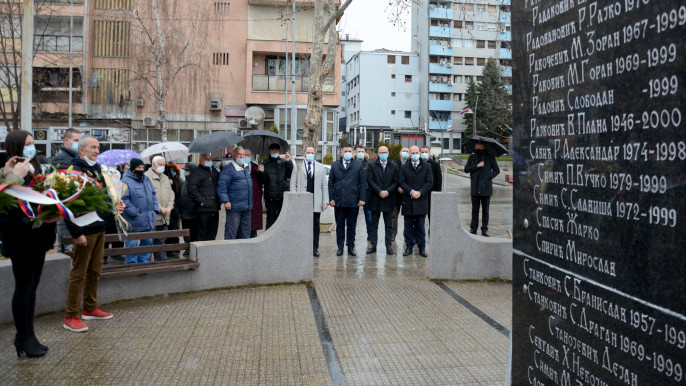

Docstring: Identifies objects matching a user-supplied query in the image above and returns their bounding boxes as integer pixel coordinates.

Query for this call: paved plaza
[0,173,513,385]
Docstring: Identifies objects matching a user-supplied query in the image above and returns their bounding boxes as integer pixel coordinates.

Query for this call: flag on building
[459,108,473,114]
[447,124,455,131]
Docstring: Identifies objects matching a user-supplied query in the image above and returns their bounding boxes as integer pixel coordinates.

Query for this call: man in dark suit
[392,146,410,241]
[420,146,443,221]
[399,146,433,257]
[328,144,366,256]
[366,146,399,255]
[464,141,500,237]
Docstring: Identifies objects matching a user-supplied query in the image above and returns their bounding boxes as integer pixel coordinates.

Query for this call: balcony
[429,26,452,38]
[429,99,453,111]
[429,44,453,56]
[501,66,512,77]
[429,119,453,131]
[429,63,453,75]
[498,31,511,41]
[500,13,511,23]
[429,7,453,19]
[429,82,453,93]
[35,35,83,53]
[499,48,511,60]
[500,0,511,5]
[252,74,335,93]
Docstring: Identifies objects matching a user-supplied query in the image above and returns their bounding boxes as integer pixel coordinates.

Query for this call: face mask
[213,162,221,170]
[171,170,177,178]
[70,141,79,153]
[411,154,420,162]
[379,153,388,161]
[400,151,409,160]
[244,157,252,164]
[22,144,36,159]
[356,152,365,160]
[270,153,280,158]
[203,161,213,168]
[475,149,485,155]
[305,154,315,162]
[155,166,165,174]
[85,157,98,166]
[421,153,429,161]
[343,152,353,161]
[134,169,145,177]
[235,158,246,166]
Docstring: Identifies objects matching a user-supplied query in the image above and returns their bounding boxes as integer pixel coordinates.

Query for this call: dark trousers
[313,212,321,250]
[392,205,402,241]
[196,211,219,241]
[334,207,359,250]
[225,210,251,240]
[153,224,168,261]
[363,204,372,237]
[182,218,198,243]
[404,215,426,250]
[370,211,393,248]
[470,195,491,232]
[10,251,45,341]
[165,212,181,254]
[265,199,283,230]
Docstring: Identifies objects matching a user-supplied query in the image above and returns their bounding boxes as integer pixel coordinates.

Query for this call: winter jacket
[217,161,253,212]
[426,158,443,192]
[164,163,183,217]
[248,163,265,230]
[464,152,500,197]
[145,168,175,226]
[121,169,159,232]
[261,157,293,200]
[64,158,110,238]
[399,161,433,216]
[186,165,220,212]
[51,146,78,171]
[178,181,197,220]
[328,158,366,208]
[394,159,409,207]
[366,159,399,213]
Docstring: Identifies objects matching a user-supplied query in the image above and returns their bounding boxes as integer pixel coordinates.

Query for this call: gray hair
[234,146,245,154]
[78,135,97,149]
[152,155,166,166]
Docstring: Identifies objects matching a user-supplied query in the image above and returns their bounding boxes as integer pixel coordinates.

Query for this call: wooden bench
[62,229,199,279]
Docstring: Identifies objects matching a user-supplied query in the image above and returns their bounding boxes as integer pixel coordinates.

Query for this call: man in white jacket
[145,156,175,261]
[290,146,329,257]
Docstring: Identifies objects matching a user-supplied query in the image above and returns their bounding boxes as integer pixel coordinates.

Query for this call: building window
[476,40,485,49]
[488,5,497,13]
[477,58,486,66]
[405,75,412,82]
[453,56,463,65]
[212,53,229,65]
[464,21,473,30]
[476,24,486,31]
[454,20,462,29]
[401,56,409,64]
[464,57,474,65]
[391,110,395,115]
[454,75,462,83]
[95,0,133,9]
[488,41,497,49]
[391,92,396,97]
[91,68,129,104]
[477,4,485,12]
[387,55,396,64]
[404,111,411,118]
[214,2,230,16]
[391,74,396,79]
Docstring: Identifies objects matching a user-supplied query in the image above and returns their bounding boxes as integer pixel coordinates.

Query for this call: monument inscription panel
[512,1,686,384]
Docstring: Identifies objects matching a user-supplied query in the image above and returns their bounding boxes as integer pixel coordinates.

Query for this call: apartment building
[344,50,421,149]
[412,0,511,152]
[337,35,362,136]
[0,0,343,159]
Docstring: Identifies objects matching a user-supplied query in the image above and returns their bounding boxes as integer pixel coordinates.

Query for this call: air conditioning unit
[209,98,222,111]
[143,117,156,127]
[135,98,145,108]
[238,119,249,128]
[448,81,453,85]
[447,62,453,67]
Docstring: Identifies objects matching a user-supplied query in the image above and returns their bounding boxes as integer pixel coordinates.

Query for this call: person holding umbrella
[464,141,501,237]
[261,143,292,230]
[187,153,221,241]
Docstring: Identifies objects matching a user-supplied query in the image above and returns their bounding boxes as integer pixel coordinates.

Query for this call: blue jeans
[125,238,152,264]
[224,210,251,240]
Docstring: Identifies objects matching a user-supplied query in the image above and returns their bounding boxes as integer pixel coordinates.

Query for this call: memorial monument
[512,1,686,384]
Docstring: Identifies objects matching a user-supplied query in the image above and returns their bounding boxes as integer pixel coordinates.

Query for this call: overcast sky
[338,0,411,52]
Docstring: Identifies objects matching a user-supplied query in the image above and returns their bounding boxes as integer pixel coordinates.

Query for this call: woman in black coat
[0,130,58,358]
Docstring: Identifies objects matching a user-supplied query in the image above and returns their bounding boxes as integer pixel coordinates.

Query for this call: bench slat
[101,260,199,279]
[62,229,190,244]
[102,243,190,257]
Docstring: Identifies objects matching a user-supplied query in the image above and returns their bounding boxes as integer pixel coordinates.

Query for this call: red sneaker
[82,307,113,320]
[63,316,88,332]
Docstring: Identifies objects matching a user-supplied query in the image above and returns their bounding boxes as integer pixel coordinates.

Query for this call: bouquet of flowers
[0,166,112,227]
[101,165,130,238]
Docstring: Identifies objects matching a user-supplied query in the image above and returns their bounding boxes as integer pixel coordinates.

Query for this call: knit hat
[269,143,281,150]
[129,158,144,170]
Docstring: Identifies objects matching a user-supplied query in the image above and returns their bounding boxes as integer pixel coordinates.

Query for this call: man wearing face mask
[290,146,329,257]
[328,144,366,256]
[187,153,221,241]
[145,156,175,261]
[420,146,442,222]
[366,146,399,255]
[51,128,83,254]
[261,143,293,230]
[392,146,411,242]
[355,146,372,242]
[398,146,433,257]
[244,148,265,238]
[464,141,500,237]
[217,146,253,240]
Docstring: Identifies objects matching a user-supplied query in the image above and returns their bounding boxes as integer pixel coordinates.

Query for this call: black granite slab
[512,1,686,384]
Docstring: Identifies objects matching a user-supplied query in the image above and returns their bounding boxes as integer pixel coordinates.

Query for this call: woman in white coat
[290,146,329,257]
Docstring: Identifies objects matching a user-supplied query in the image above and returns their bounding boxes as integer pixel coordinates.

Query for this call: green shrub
[322,154,333,165]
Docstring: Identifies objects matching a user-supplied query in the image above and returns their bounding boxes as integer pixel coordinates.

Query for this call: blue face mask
[400,151,409,160]
[235,158,246,166]
[203,161,213,168]
[421,153,429,161]
[70,141,79,153]
[379,153,389,161]
[23,144,36,159]
[356,152,365,160]
[411,154,420,162]
[343,152,353,161]
[305,154,315,162]
[270,153,280,158]
[244,157,252,164]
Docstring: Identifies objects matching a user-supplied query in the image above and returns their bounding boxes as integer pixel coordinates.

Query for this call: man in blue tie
[398,146,433,257]
[328,145,366,256]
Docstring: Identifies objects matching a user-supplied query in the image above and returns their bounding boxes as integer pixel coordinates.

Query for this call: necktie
[344,162,349,170]
[306,162,311,176]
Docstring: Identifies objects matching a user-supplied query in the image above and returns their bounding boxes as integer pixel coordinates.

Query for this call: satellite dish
[245,106,265,125]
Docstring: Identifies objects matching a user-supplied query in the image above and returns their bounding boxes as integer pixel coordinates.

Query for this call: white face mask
[155,165,165,174]
[84,157,97,166]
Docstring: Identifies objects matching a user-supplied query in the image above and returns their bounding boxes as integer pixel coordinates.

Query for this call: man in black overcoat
[464,141,500,237]
[328,144,366,256]
[366,146,399,255]
[399,146,433,257]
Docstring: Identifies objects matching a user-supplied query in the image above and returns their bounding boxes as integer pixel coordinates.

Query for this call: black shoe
[167,252,179,258]
[348,249,356,256]
[336,249,344,256]
[31,336,48,352]
[386,247,395,255]
[14,338,47,358]
[419,249,428,257]
[482,231,490,237]
[403,248,413,256]
[183,251,190,257]
[366,247,376,254]
[313,249,320,257]
[469,229,477,234]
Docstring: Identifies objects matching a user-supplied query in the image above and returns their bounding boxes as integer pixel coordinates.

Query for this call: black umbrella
[238,130,289,155]
[188,131,244,154]
[463,135,508,157]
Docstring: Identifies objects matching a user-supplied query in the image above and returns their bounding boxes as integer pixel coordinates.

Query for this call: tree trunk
[152,0,167,142]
